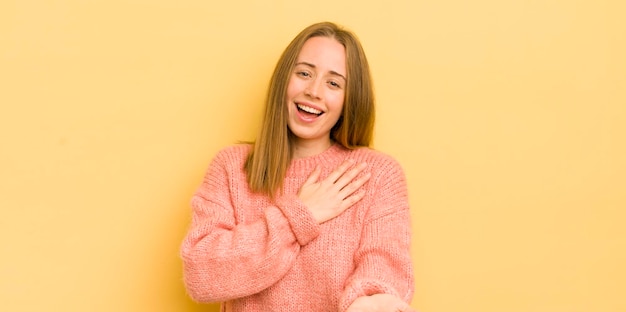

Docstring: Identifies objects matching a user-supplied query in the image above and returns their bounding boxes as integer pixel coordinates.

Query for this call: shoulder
[215,143,252,157]
[349,147,410,218]
[348,147,405,174]
[209,143,252,169]
[347,147,408,192]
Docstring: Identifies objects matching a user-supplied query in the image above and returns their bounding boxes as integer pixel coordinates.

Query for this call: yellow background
[1,0,625,311]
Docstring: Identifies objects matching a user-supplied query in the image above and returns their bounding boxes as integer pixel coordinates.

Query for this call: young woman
[181,22,415,312]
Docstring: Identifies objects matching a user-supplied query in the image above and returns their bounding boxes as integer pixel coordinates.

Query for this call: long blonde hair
[245,22,375,197]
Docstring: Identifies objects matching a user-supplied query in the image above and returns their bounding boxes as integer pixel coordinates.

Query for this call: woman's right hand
[346,294,416,312]
[297,159,371,223]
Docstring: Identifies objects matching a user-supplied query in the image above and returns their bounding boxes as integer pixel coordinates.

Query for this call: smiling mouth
[297,103,323,117]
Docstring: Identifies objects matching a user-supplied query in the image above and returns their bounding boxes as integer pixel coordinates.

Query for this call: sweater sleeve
[339,157,415,311]
[180,148,321,303]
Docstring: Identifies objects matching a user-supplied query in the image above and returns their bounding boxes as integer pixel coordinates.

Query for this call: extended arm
[340,159,414,311]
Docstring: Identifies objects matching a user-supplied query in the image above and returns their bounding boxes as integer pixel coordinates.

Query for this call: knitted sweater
[181,143,414,312]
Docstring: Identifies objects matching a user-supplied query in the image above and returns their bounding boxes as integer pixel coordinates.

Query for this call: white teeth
[297,104,322,115]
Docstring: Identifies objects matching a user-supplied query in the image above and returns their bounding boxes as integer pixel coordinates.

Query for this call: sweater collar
[287,143,348,173]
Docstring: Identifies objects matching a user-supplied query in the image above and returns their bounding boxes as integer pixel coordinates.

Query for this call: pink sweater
[181,143,414,312]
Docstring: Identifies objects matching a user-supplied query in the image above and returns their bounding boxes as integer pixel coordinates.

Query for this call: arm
[340,158,414,311]
[180,150,320,302]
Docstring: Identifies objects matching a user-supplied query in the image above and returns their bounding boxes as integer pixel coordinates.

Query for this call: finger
[398,302,416,312]
[338,171,371,199]
[401,306,416,312]
[339,189,366,211]
[334,162,367,189]
[303,166,321,186]
[325,159,355,184]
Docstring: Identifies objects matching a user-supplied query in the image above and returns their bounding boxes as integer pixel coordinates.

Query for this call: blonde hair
[245,22,375,197]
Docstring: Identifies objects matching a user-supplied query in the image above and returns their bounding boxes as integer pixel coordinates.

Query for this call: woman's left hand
[345,294,416,312]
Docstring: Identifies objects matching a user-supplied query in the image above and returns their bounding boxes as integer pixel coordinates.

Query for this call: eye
[296,71,311,78]
[328,80,342,89]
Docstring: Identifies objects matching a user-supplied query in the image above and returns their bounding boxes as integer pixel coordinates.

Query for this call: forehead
[297,36,346,75]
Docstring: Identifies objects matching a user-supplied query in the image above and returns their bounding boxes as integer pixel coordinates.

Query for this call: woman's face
[286,36,346,150]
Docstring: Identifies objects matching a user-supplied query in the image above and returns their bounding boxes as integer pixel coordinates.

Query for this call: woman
[181,22,415,312]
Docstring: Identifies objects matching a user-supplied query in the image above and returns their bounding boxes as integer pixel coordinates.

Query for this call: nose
[304,78,321,99]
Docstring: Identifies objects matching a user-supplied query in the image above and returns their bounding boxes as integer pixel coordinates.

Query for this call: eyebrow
[296,62,346,81]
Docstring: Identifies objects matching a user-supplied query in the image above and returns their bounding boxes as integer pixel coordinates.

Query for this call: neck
[292,138,333,159]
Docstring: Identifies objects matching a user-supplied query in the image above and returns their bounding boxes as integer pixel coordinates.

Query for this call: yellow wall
[1,0,624,311]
